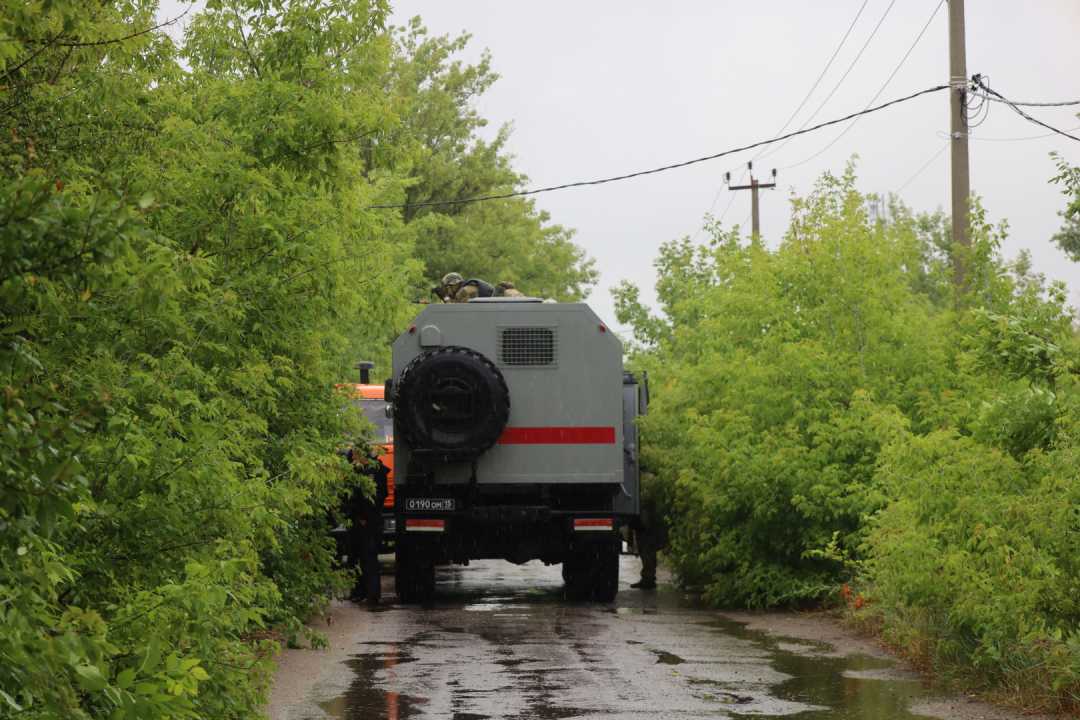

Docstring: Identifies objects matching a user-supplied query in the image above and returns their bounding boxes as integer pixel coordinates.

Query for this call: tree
[860,263,1080,713]
[1051,210,1080,262]
[1,0,421,716]
[614,164,966,606]
[618,158,1080,711]
[382,19,597,301]
[413,195,597,300]
[1052,152,1080,262]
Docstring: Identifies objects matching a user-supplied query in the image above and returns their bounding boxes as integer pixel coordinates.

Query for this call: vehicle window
[354,399,393,442]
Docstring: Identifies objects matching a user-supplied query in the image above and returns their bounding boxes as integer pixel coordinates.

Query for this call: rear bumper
[392,483,632,564]
[395,508,623,565]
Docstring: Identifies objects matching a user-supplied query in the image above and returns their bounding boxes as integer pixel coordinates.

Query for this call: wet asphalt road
[269,555,943,720]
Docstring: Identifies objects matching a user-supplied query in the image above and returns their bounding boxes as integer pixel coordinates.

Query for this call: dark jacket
[349,457,390,524]
[462,278,495,298]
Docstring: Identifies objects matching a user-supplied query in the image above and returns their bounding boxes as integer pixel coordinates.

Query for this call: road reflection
[311,556,941,719]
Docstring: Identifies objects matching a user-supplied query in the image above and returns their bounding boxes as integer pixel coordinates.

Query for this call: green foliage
[384,20,597,301]
[616,163,970,606]
[0,0,423,717]
[852,161,1080,710]
[1052,151,1080,262]
[621,154,1080,708]
[335,19,599,386]
[884,199,953,306]
[2,1,593,714]
[860,299,1080,708]
[413,195,597,301]
[1050,210,1080,262]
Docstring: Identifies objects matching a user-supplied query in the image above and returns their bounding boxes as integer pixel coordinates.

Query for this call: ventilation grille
[497,327,558,367]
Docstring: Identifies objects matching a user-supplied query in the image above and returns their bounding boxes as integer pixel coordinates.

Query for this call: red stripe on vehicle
[405,519,445,531]
[497,427,616,444]
[574,518,613,530]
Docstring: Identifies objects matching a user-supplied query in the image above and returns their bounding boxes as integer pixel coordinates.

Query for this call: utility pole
[949,0,971,288]
[728,163,776,238]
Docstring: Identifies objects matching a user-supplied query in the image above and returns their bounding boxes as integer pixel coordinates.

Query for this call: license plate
[405,498,456,511]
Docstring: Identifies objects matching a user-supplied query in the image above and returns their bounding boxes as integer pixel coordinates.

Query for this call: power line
[690,0,871,241]
[695,173,731,235]
[778,0,945,170]
[747,0,871,163]
[896,140,949,192]
[964,90,991,129]
[757,0,899,162]
[691,166,744,243]
[955,125,1080,142]
[963,74,991,129]
[364,85,949,211]
[968,91,1080,107]
[729,166,776,237]
[718,168,746,223]
[972,77,1080,142]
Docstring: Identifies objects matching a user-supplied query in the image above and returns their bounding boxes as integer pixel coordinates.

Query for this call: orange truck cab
[342,363,396,551]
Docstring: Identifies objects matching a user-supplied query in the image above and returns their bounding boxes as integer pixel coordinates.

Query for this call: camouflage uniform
[452,284,480,303]
[438,273,524,303]
[491,281,524,298]
[632,472,669,589]
[437,272,480,304]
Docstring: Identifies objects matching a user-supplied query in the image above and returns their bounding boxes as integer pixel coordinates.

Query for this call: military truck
[385,297,647,602]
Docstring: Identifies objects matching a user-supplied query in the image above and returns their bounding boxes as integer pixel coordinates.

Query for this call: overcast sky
[160,0,1080,331]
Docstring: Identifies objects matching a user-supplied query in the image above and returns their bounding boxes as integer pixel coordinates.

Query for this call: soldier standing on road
[433,272,523,303]
[344,447,390,605]
[631,472,669,590]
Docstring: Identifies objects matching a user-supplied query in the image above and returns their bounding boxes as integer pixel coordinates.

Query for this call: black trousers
[346,519,381,601]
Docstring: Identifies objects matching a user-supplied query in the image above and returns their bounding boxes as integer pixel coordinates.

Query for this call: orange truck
[341,361,396,550]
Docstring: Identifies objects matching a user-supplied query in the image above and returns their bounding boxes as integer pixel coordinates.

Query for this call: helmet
[441,272,464,286]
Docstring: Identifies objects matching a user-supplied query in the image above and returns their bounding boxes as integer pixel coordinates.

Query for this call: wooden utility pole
[949,0,971,288]
[728,163,776,238]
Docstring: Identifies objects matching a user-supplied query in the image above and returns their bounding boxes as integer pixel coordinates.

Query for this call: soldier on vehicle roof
[432,272,524,303]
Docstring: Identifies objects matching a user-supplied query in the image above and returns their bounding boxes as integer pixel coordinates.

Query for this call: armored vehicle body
[386,298,646,601]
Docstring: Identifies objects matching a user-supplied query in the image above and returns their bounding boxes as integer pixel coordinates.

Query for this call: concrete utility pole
[728,163,776,238]
[949,0,971,288]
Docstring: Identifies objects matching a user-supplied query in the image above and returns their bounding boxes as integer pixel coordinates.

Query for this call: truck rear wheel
[395,540,435,604]
[562,539,620,602]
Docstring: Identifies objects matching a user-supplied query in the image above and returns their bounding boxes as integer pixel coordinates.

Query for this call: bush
[618,158,1080,710]
[0,1,415,717]
[615,165,965,606]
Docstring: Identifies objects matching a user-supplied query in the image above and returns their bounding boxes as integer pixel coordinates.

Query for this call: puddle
[696,690,754,705]
[687,676,743,691]
[319,647,425,719]
[308,559,946,720]
[463,601,515,612]
[649,648,686,665]
[700,615,946,718]
[607,606,659,615]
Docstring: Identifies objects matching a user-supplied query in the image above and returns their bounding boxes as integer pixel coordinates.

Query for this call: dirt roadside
[720,610,1062,720]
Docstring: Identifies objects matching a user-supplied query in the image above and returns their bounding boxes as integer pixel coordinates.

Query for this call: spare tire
[394,346,510,460]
